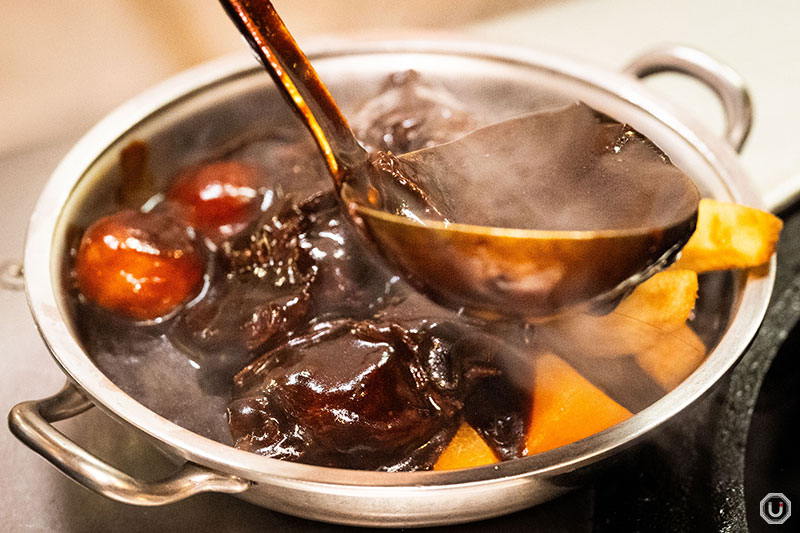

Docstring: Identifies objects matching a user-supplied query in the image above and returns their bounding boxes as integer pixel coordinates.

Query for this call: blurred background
[1,0,538,155]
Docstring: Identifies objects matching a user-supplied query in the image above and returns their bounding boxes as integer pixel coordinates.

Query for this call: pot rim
[23,38,775,488]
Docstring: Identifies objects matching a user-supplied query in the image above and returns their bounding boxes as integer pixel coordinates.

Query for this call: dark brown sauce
[72,71,699,471]
[74,96,535,468]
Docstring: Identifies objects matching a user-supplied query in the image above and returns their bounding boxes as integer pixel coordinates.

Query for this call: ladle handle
[7,381,250,505]
[218,0,367,184]
[624,45,752,153]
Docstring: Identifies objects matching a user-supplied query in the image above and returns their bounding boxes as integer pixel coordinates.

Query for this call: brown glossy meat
[351,70,476,154]
[170,197,314,362]
[417,322,532,461]
[172,191,403,357]
[298,193,403,319]
[229,320,462,469]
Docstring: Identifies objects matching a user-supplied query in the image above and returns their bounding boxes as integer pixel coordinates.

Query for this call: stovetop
[1,143,799,532]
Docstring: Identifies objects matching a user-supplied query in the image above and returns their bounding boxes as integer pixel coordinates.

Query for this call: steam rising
[373,102,697,232]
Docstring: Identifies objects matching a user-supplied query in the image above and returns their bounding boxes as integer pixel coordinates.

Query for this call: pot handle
[623,45,752,153]
[7,381,250,505]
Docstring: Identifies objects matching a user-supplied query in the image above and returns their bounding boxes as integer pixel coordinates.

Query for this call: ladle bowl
[220,0,701,319]
[342,103,700,318]
[345,200,696,319]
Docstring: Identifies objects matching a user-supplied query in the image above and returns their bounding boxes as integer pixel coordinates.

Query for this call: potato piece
[537,270,698,358]
[434,422,499,470]
[614,269,698,327]
[635,324,706,391]
[674,198,782,272]
[525,353,632,455]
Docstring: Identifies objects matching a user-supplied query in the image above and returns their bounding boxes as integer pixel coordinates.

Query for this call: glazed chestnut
[167,161,262,244]
[74,208,205,320]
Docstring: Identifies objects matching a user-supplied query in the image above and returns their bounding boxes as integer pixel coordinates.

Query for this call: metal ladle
[219,0,700,320]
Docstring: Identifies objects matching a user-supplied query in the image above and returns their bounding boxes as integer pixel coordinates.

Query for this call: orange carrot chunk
[434,422,499,470]
[525,353,632,456]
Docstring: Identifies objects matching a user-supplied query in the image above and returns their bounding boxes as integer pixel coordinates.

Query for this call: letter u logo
[768,500,785,518]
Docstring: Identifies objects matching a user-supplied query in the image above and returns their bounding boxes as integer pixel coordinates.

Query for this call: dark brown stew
[73,72,677,471]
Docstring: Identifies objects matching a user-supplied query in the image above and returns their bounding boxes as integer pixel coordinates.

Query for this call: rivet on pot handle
[7,381,250,505]
[623,45,753,153]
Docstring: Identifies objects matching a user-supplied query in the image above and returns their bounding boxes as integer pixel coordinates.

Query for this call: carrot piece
[434,422,499,470]
[524,353,632,455]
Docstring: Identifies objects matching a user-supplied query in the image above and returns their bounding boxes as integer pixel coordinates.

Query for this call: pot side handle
[7,381,250,506]
[623,45,752,153]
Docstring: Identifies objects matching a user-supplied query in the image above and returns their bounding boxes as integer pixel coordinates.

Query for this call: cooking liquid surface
[73,72,723,470]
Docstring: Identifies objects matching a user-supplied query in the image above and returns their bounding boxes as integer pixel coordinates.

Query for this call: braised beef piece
[463,376,530,460]
[228,320,455,469]
[169,196,316,359]
[296,194,402,319]
[167,274,312,394]
[229,319,531,470]
[172,188,417,358]
[419,322,532,461]
[351,70,476,154]
[220,193,316,279]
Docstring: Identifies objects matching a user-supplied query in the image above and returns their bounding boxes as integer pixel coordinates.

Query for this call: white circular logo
[760,493,791,525]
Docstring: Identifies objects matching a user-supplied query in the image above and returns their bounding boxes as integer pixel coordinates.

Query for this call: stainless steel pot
[7,40,774,527]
